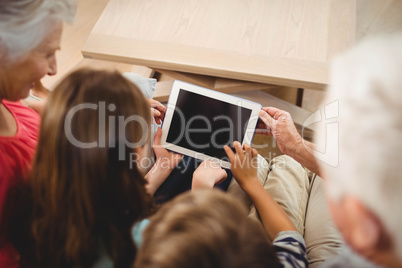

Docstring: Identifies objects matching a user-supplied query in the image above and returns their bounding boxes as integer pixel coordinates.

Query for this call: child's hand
[153,128,183,170]
[148,99,166,124]
[224,142,259,190]
[192,160,227,190]
[145,128,183,195]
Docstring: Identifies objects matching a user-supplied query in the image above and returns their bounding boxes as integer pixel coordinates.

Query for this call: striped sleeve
[273,231,309,268]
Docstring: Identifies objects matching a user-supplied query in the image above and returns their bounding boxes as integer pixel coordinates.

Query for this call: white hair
[316,34,402,257]
[0,0,76,61]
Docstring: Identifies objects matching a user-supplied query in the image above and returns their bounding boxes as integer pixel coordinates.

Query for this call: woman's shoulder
[0,99,40,157]
[2,100,40,138]
[0,100,40,192]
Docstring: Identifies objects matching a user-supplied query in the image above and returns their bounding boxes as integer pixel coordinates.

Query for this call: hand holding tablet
[160,81,262,168]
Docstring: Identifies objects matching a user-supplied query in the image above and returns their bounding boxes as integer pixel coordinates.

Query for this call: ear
[342,196,382,253]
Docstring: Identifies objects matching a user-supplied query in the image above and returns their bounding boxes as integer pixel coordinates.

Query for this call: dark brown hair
[134,189,279,268]
[12,68,153,267]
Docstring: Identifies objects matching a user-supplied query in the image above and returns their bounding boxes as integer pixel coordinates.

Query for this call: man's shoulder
[321,247,382,268]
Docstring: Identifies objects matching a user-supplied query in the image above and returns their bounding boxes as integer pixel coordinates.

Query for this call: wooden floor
[41,0,402,161]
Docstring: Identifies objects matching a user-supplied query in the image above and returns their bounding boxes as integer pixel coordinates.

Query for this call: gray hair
[0,0,76,61]
[316,34,402,257]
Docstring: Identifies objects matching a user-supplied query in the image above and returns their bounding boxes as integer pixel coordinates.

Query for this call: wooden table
[82,0,355,101]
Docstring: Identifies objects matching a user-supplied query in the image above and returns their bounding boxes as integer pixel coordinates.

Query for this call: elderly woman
[258,34,402,267]
[0,0,75,266]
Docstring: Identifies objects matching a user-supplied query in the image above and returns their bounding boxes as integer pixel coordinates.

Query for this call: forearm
[191,160,228,190]
[288,139,322,177]
[242,179,297,240]
[191,177,215,190]
[145,161,174,195]
[191,180,214,190]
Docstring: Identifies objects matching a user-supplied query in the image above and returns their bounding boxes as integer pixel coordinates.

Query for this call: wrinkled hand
[153,127,183,170]
[148,99,166,124]
[192,160,228,189]
[224,142,259,190]
[257,107,302,156]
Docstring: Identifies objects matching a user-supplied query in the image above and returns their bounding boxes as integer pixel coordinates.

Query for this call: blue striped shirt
[273,231,309,268]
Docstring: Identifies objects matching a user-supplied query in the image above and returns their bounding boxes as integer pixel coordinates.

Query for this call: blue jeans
[154,156,232,204]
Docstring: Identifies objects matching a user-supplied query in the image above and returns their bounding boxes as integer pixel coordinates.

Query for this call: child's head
[29,68,153,266]
[135,189,279,268]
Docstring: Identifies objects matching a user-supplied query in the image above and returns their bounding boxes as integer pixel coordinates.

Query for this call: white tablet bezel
[161,80,262,169]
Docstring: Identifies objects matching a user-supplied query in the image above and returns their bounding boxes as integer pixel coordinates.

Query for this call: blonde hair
[316,34,402,257]
[0,0,76,61]
[135,189,279,268]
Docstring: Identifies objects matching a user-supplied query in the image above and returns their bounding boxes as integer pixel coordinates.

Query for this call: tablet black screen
[166,89,252,160]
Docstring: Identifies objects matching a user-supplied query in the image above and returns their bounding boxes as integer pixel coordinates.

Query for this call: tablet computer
[161,80,262,168]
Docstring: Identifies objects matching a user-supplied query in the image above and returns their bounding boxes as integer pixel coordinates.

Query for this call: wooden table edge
[82,33,329,90]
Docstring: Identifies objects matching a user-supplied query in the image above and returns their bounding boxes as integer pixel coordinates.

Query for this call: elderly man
[258,34,402,268]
